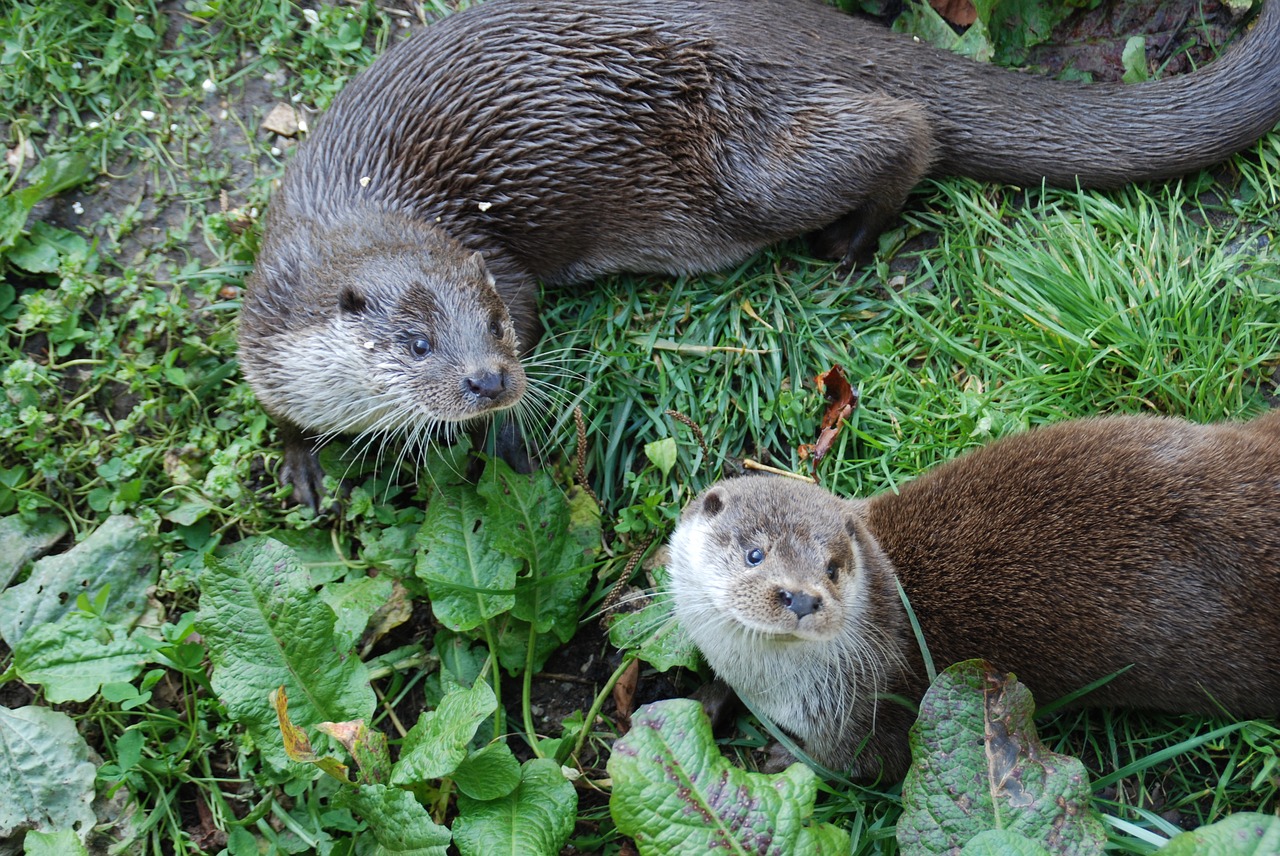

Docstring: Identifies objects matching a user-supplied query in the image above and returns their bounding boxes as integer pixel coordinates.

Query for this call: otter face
[250,242,528,442]
[669,478,860,645]
[333,248,527,431]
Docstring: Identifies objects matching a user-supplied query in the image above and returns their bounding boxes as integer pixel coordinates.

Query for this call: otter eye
[409,337,432,359]
[826,562,840,581]
[745,547,765,567]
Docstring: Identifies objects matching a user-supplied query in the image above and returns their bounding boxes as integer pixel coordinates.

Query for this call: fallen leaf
[798,366,859,466]
[931,0,977,27]
[612,658,641,729]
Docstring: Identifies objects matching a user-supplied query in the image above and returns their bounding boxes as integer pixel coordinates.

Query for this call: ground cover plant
[1,0,1278,853]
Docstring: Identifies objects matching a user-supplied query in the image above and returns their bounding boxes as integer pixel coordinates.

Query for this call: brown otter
[239,0,1280,507]
[668,411,1280,780]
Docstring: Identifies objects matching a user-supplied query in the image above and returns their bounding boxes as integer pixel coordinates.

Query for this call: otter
[239,0,1280,508]
[667,411,1280,780]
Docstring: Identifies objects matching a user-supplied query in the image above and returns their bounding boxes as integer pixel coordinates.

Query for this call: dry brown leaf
[931,0,977,27]
[798,365,860,465]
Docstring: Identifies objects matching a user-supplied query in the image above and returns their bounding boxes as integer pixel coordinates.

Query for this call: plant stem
[523,626,544,758]
[570,651,638,764]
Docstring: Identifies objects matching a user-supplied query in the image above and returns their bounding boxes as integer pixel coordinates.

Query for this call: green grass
[2,0,1278,853]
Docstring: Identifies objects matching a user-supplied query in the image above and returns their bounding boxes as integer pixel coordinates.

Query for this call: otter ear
[468,251,497,288]
[842,499,869,539]
[701,487,725,517]
[339,286,368,315]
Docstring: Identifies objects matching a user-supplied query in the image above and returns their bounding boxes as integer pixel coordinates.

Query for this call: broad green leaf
[643,438,678,476]
[8,222,89,273]
[392,679,497,786]
[608,698,849,855]
[897,660,1107,856]
[0,152,93,251]
[494,614,563,676]
[219,527,348,585]
[892,1,994,63]
[1158,812,1280,855]
[332,784,451,856]
[476,461,598,643]
[360,522,422,579]
[320,574,395,651]
[0,514,157,648]
[961,829,1054,856]
[452,742,522,801]
[1120,35,1149,84]
[416,483,517,632]
[12,612,148,703]
[22,828,91,855]
[0,513,67,589]
[196,538,375,772]
[0,195,26,250]
[15,151,95,208]
[0,705,97,842]
[608,566,699,672]
[453,758,576,856]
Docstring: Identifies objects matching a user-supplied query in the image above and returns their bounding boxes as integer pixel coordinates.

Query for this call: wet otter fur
[668,411,1280,780]
[239,0,1280,507]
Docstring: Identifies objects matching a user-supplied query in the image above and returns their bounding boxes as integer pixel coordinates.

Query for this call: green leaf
[0,195,27,250]
[0,705,97,842]
[453,758,577,856]
[0,152,93,252]
[0,512,68,590]
[1158,812,1280,855]
[15,151,94,208]
[452,742,522,801]
[961,829,1054,856]
[320,574,395,651]
[196,538,375,772]
[897,660,1107,856]
[416,483,517,632]
[12,612,149,703]
[1121,35,1149,84]
[22,828,91,856]
[0,514,157,648]
[8,222,89,273]
[608,566,699,672]
[392,679,497,786]
[643,437,678,476]
[608,698,850,855]
[332,784,451,855]
[493,614,563,676]
[476,461,598,643]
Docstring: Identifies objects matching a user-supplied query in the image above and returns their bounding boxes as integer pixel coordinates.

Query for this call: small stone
[261,102,301,137]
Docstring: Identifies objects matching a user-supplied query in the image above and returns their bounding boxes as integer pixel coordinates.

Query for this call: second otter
[240,0,1280,506]
[668,411,1280,780]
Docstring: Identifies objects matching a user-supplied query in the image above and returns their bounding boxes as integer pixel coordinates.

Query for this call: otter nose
[465,370,507,402]
[779,589,821,618]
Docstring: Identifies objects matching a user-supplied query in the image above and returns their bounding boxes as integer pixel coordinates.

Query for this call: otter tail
[927,3,1280,188]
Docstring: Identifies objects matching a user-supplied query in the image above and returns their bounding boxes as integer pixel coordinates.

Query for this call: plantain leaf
[196,538,375,773]
[897,660,1107,856]
[608,698,849,855]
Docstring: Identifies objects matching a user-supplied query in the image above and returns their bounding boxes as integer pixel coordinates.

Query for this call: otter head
[327,244,526,434]
[241,218,528,444]
[669,477,863,646]
[667,476,902,763]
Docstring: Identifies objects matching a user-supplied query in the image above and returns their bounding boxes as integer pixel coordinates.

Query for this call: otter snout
[779,588,822,618]
[463,368,515,404]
